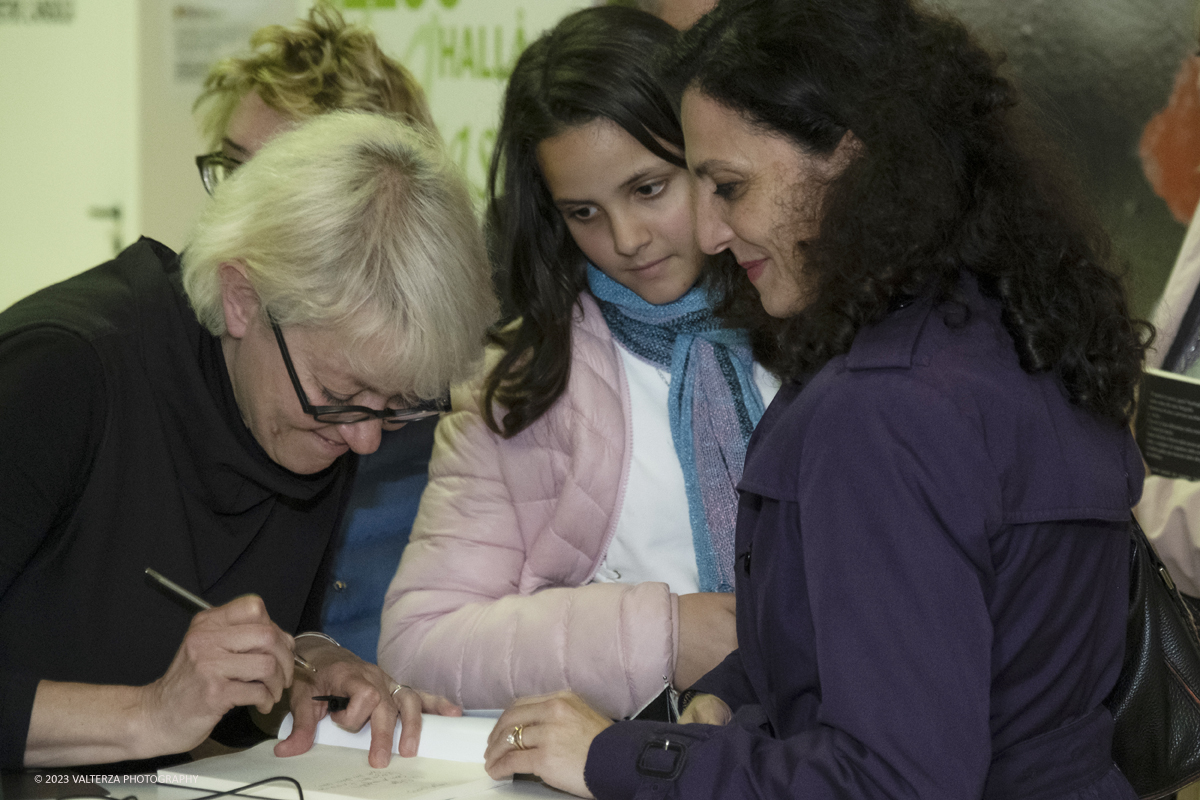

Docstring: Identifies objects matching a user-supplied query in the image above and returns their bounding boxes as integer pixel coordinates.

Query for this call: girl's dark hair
[484,5,777,437]
[666,0,1152,425]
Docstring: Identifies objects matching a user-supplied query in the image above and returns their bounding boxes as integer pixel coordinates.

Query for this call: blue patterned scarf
[587,265,765,592]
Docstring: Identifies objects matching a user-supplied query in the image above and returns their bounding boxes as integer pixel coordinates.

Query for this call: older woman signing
[0,111,496,769]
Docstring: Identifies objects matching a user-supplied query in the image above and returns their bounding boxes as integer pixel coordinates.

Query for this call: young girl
[377,5,779,719]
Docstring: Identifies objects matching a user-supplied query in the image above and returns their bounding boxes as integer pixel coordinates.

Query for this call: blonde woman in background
[194,2,435,176]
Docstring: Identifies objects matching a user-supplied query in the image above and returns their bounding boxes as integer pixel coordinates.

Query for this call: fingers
[323,682,381,735]
[483,692,578,753]
[181,619,293,705]
[486,746,539,781]
[275,693,319,758]
[419,690,463,717]
[485,719,537,775]
[186,616,287,657]
[194,594,272,627]
[205,677,278,716]
[288,656,420,766]
[484,715,571,786]
[368,688,401,768]
[485,699,551,751]
[482,694,606,798]
[678,693,731,726]
[187,595,296,683]
[391,685,424,760]
[143,598,296,754]
[285,648,463,768]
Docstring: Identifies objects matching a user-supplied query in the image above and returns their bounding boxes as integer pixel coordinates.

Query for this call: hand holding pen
[145,568,316,673]
[132,575,304,756]
[145,568,462,766]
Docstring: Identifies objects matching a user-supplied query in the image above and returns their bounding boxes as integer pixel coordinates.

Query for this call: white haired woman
[0,111,496,770]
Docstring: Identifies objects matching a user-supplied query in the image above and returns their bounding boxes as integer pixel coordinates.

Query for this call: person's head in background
[193,2,434,193]
[486,5,719,436]
[606,0,717,30]
[183,112,496,472]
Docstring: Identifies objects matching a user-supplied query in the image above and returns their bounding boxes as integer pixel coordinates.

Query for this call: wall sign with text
[341,0,587,202]
[0,0,75,24]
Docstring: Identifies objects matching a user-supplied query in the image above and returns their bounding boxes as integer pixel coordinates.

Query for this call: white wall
[343,0,585,202]
[137,0,221,263]
[0,0,581,312]
[0,0,140,310]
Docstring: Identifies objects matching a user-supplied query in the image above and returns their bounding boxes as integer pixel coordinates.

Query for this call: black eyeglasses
[195,151,243,196]
[269,317,449,424]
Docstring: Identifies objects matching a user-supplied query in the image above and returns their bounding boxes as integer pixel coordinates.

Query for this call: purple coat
[585,279,1143,799]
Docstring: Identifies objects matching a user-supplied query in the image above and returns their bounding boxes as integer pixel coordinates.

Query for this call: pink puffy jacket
[378,293,678,718]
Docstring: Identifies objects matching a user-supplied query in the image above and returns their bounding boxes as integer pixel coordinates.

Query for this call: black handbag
[1105,516,1200,798]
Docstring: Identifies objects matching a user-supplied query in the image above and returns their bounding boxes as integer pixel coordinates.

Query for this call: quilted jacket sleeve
[378,335,679,719]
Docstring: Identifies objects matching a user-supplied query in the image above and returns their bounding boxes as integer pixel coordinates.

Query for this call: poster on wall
[339,0,589,201]
[0,1,76,25]
[170,0,296,85]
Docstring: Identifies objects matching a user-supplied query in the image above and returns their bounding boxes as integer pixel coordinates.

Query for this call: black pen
[144,567,317,673]
[312,695,350,712]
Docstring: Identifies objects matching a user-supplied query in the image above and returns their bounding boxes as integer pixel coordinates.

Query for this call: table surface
[1,763,570,800]
[92,776,570,800]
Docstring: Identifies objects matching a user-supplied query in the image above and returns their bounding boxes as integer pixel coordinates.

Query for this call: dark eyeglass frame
[195,151,243,196]
[269,316,449,424]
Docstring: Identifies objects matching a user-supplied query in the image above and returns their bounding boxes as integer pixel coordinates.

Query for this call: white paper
[277,711,500,764]
[158,740,504,800]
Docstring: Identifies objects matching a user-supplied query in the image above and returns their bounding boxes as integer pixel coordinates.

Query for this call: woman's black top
[0,238,354,768]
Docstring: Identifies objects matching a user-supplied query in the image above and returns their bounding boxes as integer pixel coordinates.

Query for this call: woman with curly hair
[479,0,1151,797]
[378,5,780,719]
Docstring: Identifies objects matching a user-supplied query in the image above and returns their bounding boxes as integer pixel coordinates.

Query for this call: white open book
[157,712,512,800]
[278,710,500,763]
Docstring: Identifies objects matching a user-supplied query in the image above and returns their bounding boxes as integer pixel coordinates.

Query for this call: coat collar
[845,293,936,372]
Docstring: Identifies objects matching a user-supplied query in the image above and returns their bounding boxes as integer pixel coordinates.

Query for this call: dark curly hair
[666,0,1151,425]
[484,5,777,437]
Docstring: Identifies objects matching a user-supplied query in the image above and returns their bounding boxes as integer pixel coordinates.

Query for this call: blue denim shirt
[321,416,436,661]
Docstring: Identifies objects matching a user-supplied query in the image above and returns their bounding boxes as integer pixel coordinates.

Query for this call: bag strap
[1131,514,1200,645]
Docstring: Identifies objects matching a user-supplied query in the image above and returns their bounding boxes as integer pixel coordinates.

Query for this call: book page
[276,711,500,763]
[1137,368,1200,480]
[158,740,504,800]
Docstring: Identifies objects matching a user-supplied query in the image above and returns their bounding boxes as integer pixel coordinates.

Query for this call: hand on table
[138,595,295,756]
[483,692,614,798]
[674,592,737,689]
[278,636,461,767]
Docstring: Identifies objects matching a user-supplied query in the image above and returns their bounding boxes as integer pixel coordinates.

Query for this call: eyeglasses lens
[202,161,234,194]
[313,408,443,425]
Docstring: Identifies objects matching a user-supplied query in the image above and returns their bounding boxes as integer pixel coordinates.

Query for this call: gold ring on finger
[390,683,411,700]
[506,724,527,750]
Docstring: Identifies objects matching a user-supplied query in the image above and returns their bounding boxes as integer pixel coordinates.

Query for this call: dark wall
[930,0,1195,317]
